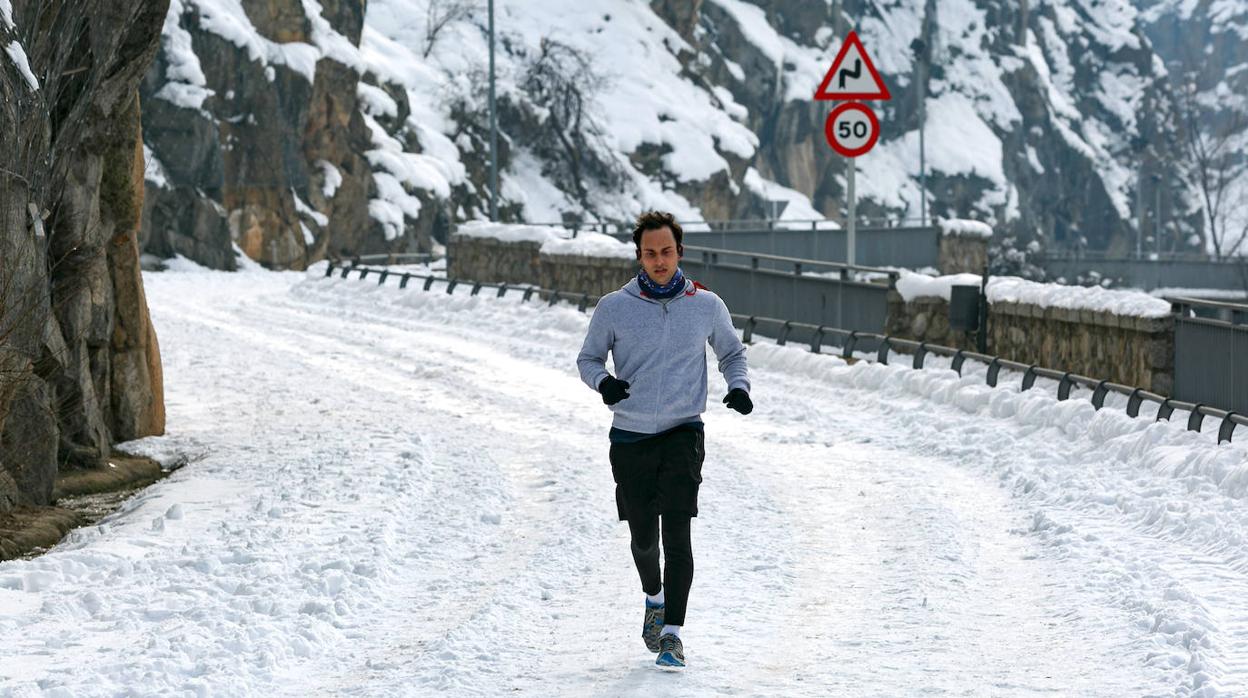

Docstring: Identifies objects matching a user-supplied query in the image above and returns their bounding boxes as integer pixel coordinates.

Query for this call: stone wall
[938,235,989,275]
[447,234,543,286]
[539,254,635,298]
[449,234,636,299]
[886,293,1174,394]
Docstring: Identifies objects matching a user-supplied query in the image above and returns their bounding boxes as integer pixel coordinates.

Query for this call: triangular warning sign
[814,31,891,101]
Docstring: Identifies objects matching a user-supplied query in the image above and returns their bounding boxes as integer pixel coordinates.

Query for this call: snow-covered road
[3,264,1248,696]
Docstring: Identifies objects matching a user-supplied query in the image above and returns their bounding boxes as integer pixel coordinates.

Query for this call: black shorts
[608,428,705,521]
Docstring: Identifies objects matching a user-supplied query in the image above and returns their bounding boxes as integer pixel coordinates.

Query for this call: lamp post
[488,0,498,221]
[910,36,928,227]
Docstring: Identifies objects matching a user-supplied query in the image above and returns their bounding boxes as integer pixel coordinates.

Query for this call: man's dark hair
[632,210,684,255]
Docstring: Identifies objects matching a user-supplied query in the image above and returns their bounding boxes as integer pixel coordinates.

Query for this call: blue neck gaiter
[637,267,686,299]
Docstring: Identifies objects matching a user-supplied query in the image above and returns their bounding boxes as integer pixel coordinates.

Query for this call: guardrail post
[548,290,561,307]
[340,266,351,279]
[1186,404,1204,431]
[876,336,891,365]
[776,321,793,346]
[986,357,1002,387]
[399,273,411,289]
[1091,380,1111,410]
[578,294,590,312]
[358,268,369,280]
[446,279,459,294]
[1156,399,1174,422]
[470,282,483,296]
[497,284,508,298]
[951,350,966,376]
[378,270,389,285]
[810,326,825,354]
[1057,373,1075,401]
[325,263,335,277]
[1021,366,1038,391]
[523,288,535,302]
[1219,414,1238,444]
[743,316,756,344]
[913,342,928,369]
[424,276,436,291]
[1126,388,1145,418]
[842,331,859,360]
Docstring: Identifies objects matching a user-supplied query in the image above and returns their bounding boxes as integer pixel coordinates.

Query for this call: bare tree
[1173,57,1248,260]
[424,0,476,59]
[520,37,625,216]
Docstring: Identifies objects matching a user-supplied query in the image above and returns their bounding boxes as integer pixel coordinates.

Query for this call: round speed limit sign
[824,102,880,158]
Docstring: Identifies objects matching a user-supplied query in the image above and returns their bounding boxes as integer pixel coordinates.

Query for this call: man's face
[638,226,680,286]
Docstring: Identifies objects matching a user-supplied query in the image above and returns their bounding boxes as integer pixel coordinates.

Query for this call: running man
[576,210,753,668]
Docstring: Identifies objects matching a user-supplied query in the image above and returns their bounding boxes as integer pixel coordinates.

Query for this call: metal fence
[321,259,1248,444]
[679,246,897,335]
[560,222,941,270]
[1041,253,1248,293]
[1172,297,1248,414]
[677,226,939,270]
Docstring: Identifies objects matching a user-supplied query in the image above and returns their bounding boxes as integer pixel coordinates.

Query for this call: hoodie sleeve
[708,295,750,393]
[576,300,613,392]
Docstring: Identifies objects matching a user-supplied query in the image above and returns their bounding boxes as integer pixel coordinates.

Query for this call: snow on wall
[938,217,993,238]
[896,269,1174,318]
[455,221,571,245]
[541,231,634,259]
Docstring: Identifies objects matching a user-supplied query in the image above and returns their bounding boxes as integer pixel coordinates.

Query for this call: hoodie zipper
[653,298,672,432]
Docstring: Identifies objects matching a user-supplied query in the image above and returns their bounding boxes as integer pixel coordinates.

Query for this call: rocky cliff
[0,0,167,512]
[139,0,1219,271]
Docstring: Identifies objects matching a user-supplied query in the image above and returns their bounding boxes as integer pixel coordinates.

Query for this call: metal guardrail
[727,314,1246,445]
[524,216,931,234]
[323,261,1245,445]
[331,252,441,266]
[1171,297,1248,415]
[679,246,896,335]
[682,245,900,279]
[548,223,940,270]
[1040,254,1248,292]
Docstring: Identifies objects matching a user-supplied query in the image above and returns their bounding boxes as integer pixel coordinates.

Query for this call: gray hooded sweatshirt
[576,277,750,434]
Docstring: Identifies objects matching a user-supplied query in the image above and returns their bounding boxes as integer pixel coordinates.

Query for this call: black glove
[598,376,631,405]
[723,388,753,415]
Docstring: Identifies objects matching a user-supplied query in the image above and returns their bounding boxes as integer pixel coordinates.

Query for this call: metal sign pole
[847,160,856,267]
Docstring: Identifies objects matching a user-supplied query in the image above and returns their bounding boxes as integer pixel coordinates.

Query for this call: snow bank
[937,217,993,238]
[896,269,1174,318]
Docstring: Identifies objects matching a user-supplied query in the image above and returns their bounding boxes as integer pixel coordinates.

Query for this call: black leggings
[627,513,693,626]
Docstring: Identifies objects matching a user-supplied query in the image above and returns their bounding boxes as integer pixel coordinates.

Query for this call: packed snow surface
[2,263,1247,695]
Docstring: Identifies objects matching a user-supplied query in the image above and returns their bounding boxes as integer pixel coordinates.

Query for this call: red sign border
[824,102,880,158]
[814,31,892,101]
